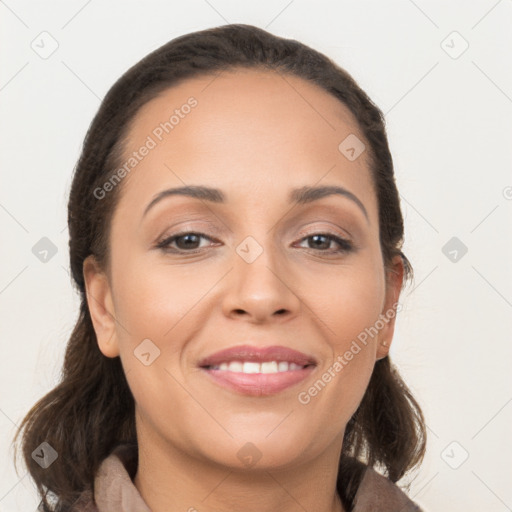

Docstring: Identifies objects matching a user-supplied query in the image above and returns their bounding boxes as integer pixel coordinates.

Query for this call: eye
[156,232,217,253]
[155,231,355,255]
[295,232,354,254]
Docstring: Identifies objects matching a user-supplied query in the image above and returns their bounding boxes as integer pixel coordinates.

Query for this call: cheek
[298,261,384,415]
[110,260,204,425]
[305,255,385,343]
[111,253,203,338]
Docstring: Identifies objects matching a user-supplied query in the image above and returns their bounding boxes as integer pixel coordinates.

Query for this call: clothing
[70,444,423,511]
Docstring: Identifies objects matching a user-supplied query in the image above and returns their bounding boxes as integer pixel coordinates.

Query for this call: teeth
[209,360,306,373]
[243,361,260,373]
[261,361,278,373]
[228,361,243,372]
[278,361,289,372]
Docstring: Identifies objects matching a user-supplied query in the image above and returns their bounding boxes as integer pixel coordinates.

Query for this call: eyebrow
[142,184,369,222]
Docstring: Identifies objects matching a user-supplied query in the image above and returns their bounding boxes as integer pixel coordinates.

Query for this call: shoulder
[353,466,423,512]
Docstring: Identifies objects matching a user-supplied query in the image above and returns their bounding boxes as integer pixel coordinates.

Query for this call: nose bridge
[222,230,301,321]
[236,232,282,286]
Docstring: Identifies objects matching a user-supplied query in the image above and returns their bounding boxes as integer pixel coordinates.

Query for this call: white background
[1,1,512,511]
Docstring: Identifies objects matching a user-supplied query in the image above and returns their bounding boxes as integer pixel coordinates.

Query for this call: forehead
[127,67,365,149]
[115,67,376,221]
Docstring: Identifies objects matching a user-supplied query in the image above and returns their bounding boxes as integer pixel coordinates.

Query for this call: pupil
[180,234,199,248]
[311,234,328,249]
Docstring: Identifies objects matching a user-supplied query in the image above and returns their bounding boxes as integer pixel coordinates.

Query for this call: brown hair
[12,23,426,511]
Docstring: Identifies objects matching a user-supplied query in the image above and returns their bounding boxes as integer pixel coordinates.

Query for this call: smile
[198,344,317,396]
[205,360,309,373]
[200,365,316,396]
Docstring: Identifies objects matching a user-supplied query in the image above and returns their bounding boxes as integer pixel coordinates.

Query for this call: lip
[198,344,317,367]
[198,344,317,397]
[202,367,316,396]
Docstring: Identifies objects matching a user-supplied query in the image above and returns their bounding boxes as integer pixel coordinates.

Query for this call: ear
[83,255,120,358]
[376,254,404,360]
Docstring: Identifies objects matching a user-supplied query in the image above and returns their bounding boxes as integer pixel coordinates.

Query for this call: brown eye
[296,233,354,254]
[156,232,216,253]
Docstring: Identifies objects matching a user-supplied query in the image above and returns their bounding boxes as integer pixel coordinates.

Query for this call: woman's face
[84,68,403,470]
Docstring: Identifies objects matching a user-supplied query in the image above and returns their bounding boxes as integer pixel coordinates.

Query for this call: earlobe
[376,339,390,360]
[376,255,405,360]
[83,255,120,358]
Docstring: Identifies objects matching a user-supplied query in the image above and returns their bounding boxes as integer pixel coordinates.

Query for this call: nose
[221,238,302,324]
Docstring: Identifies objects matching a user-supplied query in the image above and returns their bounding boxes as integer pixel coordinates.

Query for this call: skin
[84,68,403,512]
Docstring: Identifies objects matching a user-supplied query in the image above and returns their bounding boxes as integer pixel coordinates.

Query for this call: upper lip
[198,344,317,368]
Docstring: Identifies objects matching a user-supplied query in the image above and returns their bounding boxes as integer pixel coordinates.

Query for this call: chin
[199,427,320,472]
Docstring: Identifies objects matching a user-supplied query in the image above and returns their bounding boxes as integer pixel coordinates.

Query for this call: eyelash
[155,230,355,255]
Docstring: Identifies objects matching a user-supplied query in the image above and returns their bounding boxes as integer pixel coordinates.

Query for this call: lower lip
[200,366,316,396]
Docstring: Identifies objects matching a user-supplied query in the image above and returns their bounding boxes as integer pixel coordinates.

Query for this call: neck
[133,427,346,512]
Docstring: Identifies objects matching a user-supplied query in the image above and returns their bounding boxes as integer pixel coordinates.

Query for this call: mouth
[198,345,317,396]
[203,360,312,372]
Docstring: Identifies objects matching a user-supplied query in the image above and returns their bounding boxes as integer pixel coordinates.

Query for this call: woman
[13,24,426,511]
